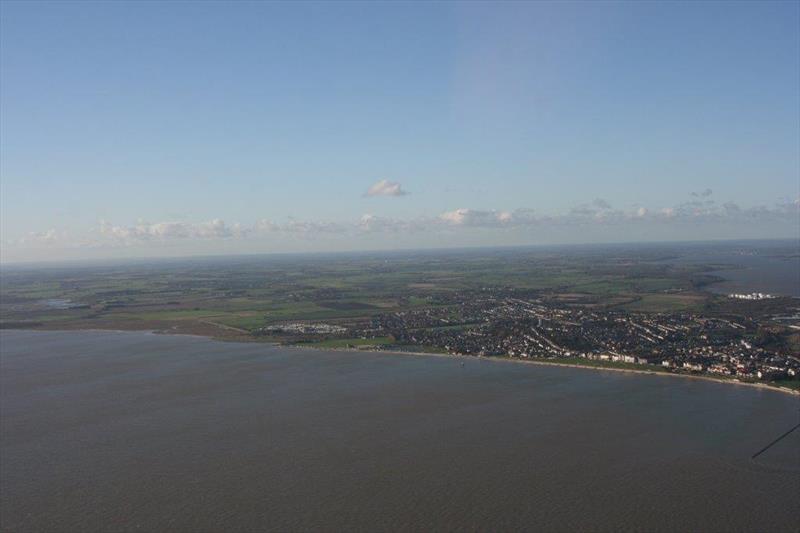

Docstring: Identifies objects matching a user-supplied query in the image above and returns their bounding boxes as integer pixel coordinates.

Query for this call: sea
[662,240,799,297]
[1,330,798,532]
[706,254,799,297]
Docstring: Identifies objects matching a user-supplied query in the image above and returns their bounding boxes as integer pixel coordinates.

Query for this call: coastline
[5,326,797,397]
[289,344,800,397]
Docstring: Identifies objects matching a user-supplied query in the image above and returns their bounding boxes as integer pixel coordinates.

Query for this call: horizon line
[1,236,796,270]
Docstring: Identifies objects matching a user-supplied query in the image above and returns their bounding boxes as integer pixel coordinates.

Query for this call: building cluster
[360,296,799,382]
[728,292,776,300]
[259,322,347,335]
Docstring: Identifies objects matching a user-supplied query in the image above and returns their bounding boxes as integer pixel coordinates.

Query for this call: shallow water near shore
[1,330,798,532]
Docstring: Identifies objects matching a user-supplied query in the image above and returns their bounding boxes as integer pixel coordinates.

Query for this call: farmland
[1,242,798,389]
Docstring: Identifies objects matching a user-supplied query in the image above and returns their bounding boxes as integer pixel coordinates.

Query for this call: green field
[0,246,785,345]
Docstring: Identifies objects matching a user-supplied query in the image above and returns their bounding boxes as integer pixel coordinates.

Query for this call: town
[260,293,800,386]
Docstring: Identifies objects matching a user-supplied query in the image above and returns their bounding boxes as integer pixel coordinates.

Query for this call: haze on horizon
[1,1,798,263]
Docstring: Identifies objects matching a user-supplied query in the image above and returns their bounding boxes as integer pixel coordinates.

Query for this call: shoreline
[288,344,800,397]
[4,326,797,397]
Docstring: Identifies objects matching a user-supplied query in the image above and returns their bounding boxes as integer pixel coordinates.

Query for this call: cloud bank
[6,197,797,259]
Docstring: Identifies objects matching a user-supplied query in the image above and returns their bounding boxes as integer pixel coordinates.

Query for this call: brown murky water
[1,330,798,532]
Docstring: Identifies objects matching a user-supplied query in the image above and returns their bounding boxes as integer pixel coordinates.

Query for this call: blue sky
[1,1,798,261]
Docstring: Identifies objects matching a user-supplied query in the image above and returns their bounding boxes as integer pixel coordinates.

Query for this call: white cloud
[99,219,237,241]
[18,229,60,245]
[85,200,800,244]
[280,219,346,234]
[6,196,797,258]
[438,208,512,226]
[360,213,391,231]
[439,208,470,225]
[365,179,408,197]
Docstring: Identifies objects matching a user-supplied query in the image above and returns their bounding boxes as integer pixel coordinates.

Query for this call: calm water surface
[705,254,800,297]
[661,243,800,297]
[1,330,798,532]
